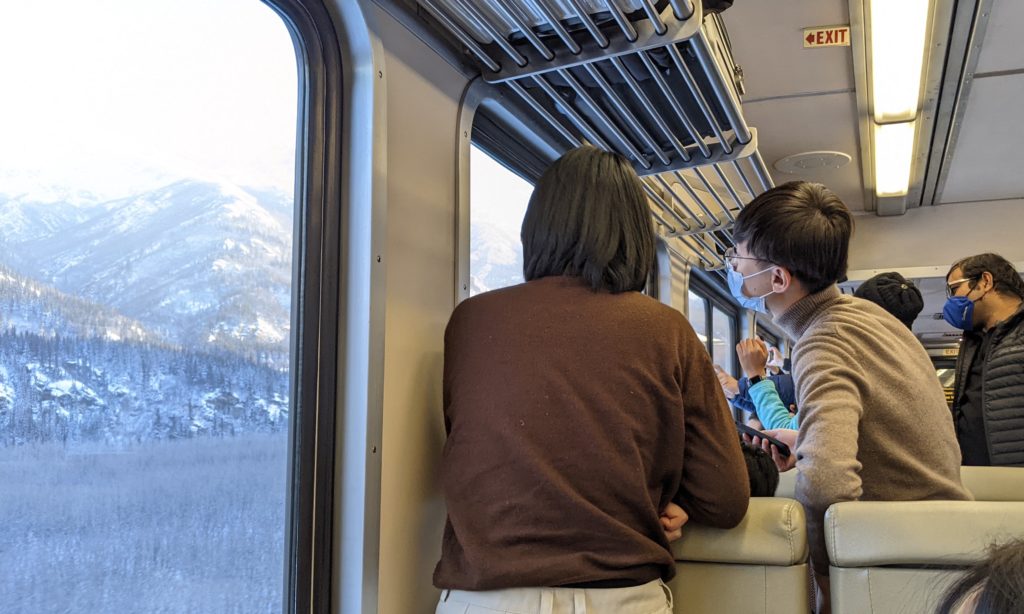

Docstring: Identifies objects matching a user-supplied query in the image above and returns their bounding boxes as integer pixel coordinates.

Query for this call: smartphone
[736,421,792,458]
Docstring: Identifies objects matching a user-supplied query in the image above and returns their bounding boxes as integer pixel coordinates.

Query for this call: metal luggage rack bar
[418,0,774,271]
[642,149,771,274]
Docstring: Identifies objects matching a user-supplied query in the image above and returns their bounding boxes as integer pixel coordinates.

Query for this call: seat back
[959,465,1024,501]
[825,500,1024,614]
[669,497,810,613]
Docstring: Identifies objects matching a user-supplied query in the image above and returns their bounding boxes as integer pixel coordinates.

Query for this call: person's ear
[771,266,793,293]
[979,271,995,293]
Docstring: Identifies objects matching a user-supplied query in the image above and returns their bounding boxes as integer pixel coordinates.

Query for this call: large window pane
[0,1,297,612]
[712,306,736,373]
[469,145,532,295]
[688,290,708,352]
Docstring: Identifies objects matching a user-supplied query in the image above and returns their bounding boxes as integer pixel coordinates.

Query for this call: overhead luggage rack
[416,0,774,271]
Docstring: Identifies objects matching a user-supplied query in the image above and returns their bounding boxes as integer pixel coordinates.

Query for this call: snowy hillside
[2,180,293,363]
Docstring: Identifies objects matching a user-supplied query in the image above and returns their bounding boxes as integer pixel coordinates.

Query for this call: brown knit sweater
[775,285,972,574]
[433,276,750,590]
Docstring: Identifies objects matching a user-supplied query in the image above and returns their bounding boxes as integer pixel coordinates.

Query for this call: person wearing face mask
[726,181,971,614]
[944,253,1024,466]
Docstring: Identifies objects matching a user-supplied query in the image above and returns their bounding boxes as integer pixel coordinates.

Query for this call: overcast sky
[0,0,297,199]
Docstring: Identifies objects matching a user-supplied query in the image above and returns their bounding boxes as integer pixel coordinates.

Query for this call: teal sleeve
[748,379,799,431]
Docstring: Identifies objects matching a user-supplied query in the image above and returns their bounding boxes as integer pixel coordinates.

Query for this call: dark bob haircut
[732,181,853,294]
[936,538,1024,614]
[947,253,1024,300]
[521,145,655,293]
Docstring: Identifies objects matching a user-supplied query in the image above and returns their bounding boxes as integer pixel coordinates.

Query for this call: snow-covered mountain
[0,264,154,343]
[470,220,524,295]
[1,180,293,363]
[0,263,287,446]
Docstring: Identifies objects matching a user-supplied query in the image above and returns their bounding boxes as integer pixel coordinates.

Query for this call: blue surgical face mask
[727,265,775,314]
[943,281,989,331]
[943,296,975,330]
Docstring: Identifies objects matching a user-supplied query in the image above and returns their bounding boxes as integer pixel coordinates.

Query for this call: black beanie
[854,272,924,329]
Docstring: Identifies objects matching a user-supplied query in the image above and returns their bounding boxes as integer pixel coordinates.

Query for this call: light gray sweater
[775,285,971,573]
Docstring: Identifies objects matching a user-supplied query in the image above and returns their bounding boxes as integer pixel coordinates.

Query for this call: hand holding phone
[736,421,792,458]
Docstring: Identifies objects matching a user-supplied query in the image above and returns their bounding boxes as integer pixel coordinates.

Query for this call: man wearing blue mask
[727,181,970,614]
[944,254,1024,466]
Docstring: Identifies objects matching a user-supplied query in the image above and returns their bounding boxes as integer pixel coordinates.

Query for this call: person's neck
[766,287,809,318]
[981,293,1024,331]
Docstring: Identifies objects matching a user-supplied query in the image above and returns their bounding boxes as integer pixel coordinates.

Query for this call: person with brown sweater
[433,146,750,613]
[726,181,971,614]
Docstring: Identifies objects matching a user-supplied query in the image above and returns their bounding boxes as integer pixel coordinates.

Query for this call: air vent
[773,151,851,174]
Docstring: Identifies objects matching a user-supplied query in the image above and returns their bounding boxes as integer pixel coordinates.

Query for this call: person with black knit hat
[853,272,924,330]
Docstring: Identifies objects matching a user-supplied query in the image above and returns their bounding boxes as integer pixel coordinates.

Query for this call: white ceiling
[940,74,1024,203]
[973,0,1024,73]
[722,0,864,209]
[742,92,864,211]
[939,0,1024,205]
[725,0,1024,213]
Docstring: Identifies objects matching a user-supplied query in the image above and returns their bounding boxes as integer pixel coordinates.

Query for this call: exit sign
[803,25,850,48]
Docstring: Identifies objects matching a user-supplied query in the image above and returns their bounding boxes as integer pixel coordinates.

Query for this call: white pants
[435,579,674,614]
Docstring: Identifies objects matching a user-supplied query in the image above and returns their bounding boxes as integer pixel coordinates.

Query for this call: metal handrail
[556,68,650,168]
[666,44,731,154]
[505,80,582,146]
[731,159,756,197]
[582,63,669,166]
[530,75,611,149]
[491,0,555,61]
[668,0,695,20]
[448,0,529,67]
[609,57,689,161]
[518,0,582,54]
[637,0,667,35]
[692,28,752,144]
[638,51,710,158]
[419,0,501,71]
[564,0,609,48]
[602,0,638,42]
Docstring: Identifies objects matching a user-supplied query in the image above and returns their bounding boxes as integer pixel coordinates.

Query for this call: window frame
[688,273,741,374]
[263,1,390,613]
[264,1,346,612]
[456,78,568,304]
[711,303,738,374]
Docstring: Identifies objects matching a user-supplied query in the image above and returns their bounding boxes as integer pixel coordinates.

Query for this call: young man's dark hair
[948,253,1024,300]
[741,442,780,497]
[731,181,853,293]
[936,539,1024,614]
[521,145,655,293]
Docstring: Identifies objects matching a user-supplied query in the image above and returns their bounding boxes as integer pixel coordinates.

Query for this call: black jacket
[952,304,1024,466]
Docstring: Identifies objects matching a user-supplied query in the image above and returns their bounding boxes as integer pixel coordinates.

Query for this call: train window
[688,290,709,350]
[469,144,532,296]
[712,306,736,373]
[0,2,300,611]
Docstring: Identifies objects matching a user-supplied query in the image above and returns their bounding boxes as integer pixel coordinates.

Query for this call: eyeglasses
[723,247,762,268]
[946,277,976,298]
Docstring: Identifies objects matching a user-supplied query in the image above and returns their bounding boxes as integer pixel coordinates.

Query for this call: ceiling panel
[939,74,1024,204]
[743,92,865,210]
[723,0,854,100]
[975,0,1024,73]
